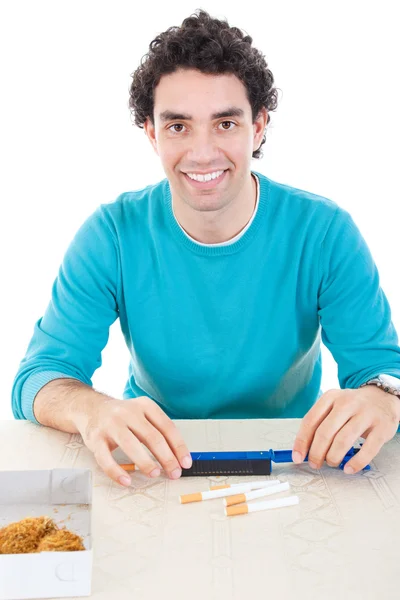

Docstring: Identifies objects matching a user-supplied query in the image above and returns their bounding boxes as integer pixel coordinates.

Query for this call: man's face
[144,68,267,213]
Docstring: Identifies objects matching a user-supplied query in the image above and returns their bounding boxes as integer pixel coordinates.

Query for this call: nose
[185,128,221,165]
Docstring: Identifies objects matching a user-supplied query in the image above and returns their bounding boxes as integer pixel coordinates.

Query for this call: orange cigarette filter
[120,464,137,472]
[179,493,203,504]
[209,484,230,490]
[225,504,249,517]
[225,493,246,507]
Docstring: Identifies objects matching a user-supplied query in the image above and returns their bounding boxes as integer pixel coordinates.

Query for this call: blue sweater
[11,171,400,424]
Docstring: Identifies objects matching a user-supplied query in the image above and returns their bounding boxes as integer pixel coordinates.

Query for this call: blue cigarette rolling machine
[181,446,371,477]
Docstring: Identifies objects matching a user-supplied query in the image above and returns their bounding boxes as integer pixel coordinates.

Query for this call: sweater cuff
[21,371,82,425]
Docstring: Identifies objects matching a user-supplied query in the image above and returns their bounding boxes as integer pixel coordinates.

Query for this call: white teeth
[186,170,225,182]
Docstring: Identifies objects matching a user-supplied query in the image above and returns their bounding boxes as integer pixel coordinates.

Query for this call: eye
[219,121,236,131]
[168,123,186,133]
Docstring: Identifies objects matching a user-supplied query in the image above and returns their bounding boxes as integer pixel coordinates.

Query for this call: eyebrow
[159,107,245,122]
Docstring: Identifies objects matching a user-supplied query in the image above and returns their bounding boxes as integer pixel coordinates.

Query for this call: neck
[172,172,257,244]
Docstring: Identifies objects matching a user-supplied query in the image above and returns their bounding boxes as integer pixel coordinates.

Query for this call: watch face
[379,374,400,390]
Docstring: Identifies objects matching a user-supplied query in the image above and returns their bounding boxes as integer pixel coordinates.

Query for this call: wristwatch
[360,374,400,397]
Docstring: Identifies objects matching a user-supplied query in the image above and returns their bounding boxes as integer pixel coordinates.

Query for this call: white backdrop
[1,1,399,419]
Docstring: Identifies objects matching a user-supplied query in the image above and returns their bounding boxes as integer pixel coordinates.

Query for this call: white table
[1,418,399,600]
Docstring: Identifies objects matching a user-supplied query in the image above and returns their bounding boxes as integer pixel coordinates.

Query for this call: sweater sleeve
[317,206,400,389]
[11,206,120,424]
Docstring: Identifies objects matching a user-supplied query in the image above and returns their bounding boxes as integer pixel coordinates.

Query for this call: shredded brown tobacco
[0,516,85,554]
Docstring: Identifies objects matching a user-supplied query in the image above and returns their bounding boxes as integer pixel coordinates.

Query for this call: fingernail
[308,461,318,470]
[344,464,354,475]
[181,455,192,469]
[292,451,303,464]
[149,468,161,478]
[119,475,131,486]
[171,467,182,479]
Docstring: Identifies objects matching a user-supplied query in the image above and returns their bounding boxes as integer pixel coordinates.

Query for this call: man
[12,10,400,488]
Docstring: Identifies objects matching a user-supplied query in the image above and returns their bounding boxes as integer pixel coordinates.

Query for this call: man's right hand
[73,395,192,487]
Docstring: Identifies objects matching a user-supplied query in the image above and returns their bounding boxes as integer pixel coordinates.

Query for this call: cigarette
[225,495,299,516]
[224,481,290,506]
[120,464,138,472]
[179,482,261,504]
[209,479,281,491]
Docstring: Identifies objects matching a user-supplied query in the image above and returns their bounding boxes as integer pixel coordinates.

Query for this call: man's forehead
[153,69,251,122]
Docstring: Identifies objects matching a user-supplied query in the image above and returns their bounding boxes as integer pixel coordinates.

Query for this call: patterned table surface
[1,418,400,600]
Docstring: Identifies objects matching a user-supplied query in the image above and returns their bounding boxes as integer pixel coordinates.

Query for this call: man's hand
[73,395,192,487]
[292,386,400,474]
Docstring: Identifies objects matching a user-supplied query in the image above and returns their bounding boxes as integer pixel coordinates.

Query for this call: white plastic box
[0,469,93,600]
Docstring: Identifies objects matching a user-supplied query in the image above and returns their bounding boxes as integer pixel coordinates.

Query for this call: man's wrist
[360,374,400,398]
[360,378,400,423]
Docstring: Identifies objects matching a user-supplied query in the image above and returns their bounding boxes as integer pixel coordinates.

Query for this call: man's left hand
[292,386,400,474]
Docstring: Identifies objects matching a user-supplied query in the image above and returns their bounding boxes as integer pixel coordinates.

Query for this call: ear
[253,108,268,153]
[143,117,159,156]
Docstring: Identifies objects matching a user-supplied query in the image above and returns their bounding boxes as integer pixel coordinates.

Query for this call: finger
[324,414,370,467]
[359,427,373,439]
[292,391,336,463]
[342,428,388,474]
[307,406,354,469]
[143,401,192,470]
[93,440,139,487]
[127,417,184,479]
[114,422,168,477]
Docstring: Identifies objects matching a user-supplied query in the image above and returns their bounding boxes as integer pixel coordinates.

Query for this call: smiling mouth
[182,169,228,189]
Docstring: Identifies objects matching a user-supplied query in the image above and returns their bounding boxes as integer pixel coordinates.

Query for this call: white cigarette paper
[209,479,282,491]
[180,482,264,504]
[225,495,299,516]
[224,481,290,506]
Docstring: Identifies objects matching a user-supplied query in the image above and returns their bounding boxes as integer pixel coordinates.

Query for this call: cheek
[157,143,183,168]
[222,137,252,161]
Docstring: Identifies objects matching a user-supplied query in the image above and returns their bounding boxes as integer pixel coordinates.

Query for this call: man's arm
[33,377,192,484]
[11,206,120,424]
[12,205,192,483]
[317,207,400,386]
[32,377,102,433]
[292,206,400,472]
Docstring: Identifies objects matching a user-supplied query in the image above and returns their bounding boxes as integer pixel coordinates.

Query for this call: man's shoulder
[91,178,168,235]
[257,171,339,219]
[101,178,167,214]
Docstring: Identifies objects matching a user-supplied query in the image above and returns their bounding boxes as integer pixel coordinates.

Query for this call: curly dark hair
[128,9,279,159]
